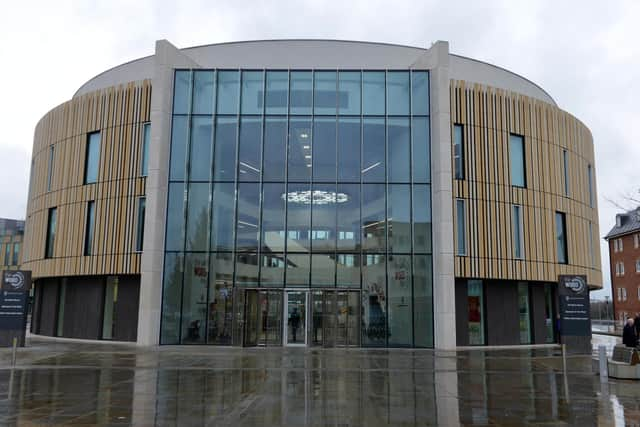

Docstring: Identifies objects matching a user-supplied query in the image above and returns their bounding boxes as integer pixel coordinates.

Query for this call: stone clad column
[137,40,200,345]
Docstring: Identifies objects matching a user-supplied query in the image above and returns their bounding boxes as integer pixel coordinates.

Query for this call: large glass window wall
[162,69,432,347]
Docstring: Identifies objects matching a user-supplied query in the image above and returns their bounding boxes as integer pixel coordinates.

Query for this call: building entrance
[237,289,360,348]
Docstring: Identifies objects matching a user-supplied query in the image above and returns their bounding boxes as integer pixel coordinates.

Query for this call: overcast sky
[1,0,638,299]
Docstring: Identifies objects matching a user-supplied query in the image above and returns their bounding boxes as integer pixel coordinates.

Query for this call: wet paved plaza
[0,335,636,426]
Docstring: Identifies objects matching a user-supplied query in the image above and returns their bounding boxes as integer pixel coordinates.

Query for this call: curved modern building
[23,40,601,348]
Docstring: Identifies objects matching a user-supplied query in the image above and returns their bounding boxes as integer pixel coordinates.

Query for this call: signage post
[0,271,32,347]
[557,275,591,354]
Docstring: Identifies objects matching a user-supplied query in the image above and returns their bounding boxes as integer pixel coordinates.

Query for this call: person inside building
[622,317,638,348]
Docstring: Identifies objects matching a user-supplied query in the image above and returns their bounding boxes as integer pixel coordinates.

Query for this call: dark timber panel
[485,281,519,345]
[530,284,547,344]
[37,279,59,336]
[62,277,105,339]
[113,276,140,342]
[455,280,469,346]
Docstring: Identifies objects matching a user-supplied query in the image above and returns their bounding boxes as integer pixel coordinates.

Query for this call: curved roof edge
[73,39,556,106]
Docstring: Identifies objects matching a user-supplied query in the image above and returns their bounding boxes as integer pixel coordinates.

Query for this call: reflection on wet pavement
[0,335,636,426]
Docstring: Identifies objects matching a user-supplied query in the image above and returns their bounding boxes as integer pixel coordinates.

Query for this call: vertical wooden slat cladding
[450,80,601,288]
[23,81,151,280]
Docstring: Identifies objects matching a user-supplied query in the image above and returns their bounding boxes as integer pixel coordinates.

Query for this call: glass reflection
[386,71,410,115]
[411,71,429,115]
[338,118,360,182]
[413,184,431,253]
[388,184,411,253]
[337,183,360,251]
[181,253,209,343]
[311,254,335,287]
[213,117,237,182]
[290,71,312,115]
[262,183,286,252]
[185,183,210,251]
[362,71,385,115]
[241,70,264,115]
[265,71,288,114]
[211,183,235,251]
[388,254,412,346]
[362,184,385,253]
[173,70,191,114]
[236,252,259,286]
[362,118,385,182]
[337,254,360,288]
[165,182,186,252]
[339,71,361,115]
[217,71,239,115]
[387,118,410,183]
[160,252,183,344]
[189,116,213,181]
[238,117,262,182]
[362,254,386,346]
[311,183,337,252]
[192,71,214,115]
[286,183,311,252]
[312,117,336,182]
[286,253,310,287]
[314,71,337,115]
[236,183,260,252]
[169,116,188,181]
[288,118,312,182]
[412,118,430,183]
[263,117,287,181]
[413,255,433,347]
[261,253,285,286]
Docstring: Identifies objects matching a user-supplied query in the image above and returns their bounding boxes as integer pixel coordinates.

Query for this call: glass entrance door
[310,290,360,347]
[285,291,307,346]
[242,290,282,347]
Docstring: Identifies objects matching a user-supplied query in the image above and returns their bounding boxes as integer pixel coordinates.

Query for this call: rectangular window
[619,238,624,252]
[512,205,524,259]
[636,259,640,273]
[618,287,622,301]
[136,197,146,252]
[453,124,464,180]
[12,243,19,266]
[84,131,100,184]
[45,207,57,259]
[555,211,567,264]
[518,283,531,344]
[456,199,466,256]
[47,145,54,191]
[3,244,9,266]
[620,262,625,276]
[635,234,639,249]
[468,280,484,345]
[587,164,594,207]
[84,201,95,256]
[562,149,570,196]
[509,134,526,187]
[141,123,150,176]
[637,287,640,300]
[623,288,627,301]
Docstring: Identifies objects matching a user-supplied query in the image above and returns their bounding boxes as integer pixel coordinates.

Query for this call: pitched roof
[605,208,640,239]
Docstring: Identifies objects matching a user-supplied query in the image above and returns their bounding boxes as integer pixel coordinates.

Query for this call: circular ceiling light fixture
[282,190,349,205]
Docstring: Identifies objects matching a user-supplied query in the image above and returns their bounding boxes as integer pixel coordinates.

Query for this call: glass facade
[161,69,432,347]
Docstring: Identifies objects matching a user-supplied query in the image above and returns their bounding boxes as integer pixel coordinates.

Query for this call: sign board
[612,345,640,365]
[558,275,591,337]
[0,270,31,346]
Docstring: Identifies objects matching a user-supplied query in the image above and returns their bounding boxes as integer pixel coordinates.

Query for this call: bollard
[561,344,570,403]
[11,337,17,367]
[599,345,608,382]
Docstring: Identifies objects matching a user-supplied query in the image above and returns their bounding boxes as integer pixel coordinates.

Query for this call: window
[616,238,624,252]
[635,234,639,249]
[136,197,146,252]
[512,205,524,259]
[453,124,464,180]
[509,134,526,187]
[456,199,466,255]
[47,145,54,191]
[638,287,640,300]
[562,149,570,196]
[12,243,19,266]
[141,123,150,176]
[623,287,628,301]
[45,207,57,258]
[620,261,625,276]
[84,131,100,184]
[467,280,484,345]
[636,259,640,273]
[618,287,622,301]
[587,164,594,207]
[555,211,567,264]
[518,283,531,344]
[3,244,9,266]
[616,261,625,276]
[84,201,95,256]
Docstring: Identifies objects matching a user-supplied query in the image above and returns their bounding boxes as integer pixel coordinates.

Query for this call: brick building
[605,208,640,323]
